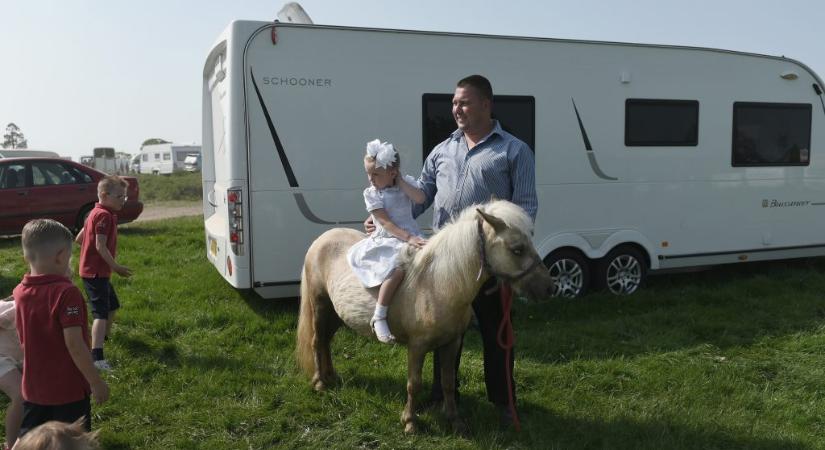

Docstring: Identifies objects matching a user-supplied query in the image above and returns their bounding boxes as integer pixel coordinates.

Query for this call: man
[369,74,537,425]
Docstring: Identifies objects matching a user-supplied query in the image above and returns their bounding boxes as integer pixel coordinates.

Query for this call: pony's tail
[295,263,316,377]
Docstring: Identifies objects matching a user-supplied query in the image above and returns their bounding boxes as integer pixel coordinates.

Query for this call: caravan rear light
[227,187,244,255]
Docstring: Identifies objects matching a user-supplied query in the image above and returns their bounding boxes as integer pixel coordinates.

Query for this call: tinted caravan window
[422,94,535,162]
[732,102,812,167]
[625,99,699,146]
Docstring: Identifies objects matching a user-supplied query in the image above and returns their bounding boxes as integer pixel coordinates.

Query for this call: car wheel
[597,246,647,296]
[76,204,93,232]
[544,249,590,299]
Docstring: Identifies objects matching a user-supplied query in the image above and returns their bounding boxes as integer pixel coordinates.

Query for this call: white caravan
[201,20,825,299]
[139,143,201,175]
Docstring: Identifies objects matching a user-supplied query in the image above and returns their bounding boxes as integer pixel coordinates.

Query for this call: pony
[295,200,554,433]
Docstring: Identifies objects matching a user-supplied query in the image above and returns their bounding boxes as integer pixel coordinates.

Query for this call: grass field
[1,217,825,449]
[135,172,202,202]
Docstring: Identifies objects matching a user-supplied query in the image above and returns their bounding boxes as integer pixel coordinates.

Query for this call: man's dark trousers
[431,277,516,407]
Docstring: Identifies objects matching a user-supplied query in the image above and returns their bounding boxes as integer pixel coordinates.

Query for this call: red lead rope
[497,282,522,432]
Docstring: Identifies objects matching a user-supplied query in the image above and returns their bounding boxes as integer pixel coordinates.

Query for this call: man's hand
[91,379,110,405]
[114,264,133,278]
[407,236,428,249]
[364,216,376,234]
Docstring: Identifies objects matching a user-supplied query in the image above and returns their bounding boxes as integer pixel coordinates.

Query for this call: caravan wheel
[544,250,590,299]
[598,246,647,296]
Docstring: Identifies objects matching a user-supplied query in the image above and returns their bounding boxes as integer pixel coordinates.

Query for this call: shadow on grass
[516,257,825,363]
[499,401,808,450]
[238,289,299,320]
[117,333,248,372]
[312,371,808,449]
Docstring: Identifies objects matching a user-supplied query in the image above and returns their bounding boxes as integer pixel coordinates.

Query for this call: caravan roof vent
[277,2,313,24]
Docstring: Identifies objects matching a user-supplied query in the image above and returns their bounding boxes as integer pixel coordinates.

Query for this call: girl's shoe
[370,317,395,344]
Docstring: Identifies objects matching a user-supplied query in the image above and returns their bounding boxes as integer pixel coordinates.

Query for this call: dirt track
[133,202,202,223]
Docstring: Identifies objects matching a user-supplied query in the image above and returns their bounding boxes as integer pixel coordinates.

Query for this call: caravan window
[163,153,171,161]
[422,94,535,162]
[142,154,148,162]
[625,99,699,146]
[732,102,812,167]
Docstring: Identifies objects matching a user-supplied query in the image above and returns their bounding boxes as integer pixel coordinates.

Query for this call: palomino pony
[296,200,554,433]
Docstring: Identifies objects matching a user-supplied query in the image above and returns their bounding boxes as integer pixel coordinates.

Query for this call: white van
[201,19,825,299]
[183,153,201,172]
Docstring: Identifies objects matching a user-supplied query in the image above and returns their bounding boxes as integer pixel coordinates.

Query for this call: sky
[2,0,823,162]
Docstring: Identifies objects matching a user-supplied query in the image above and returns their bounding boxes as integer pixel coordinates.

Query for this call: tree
[2,123,28,149]
[141,138,171,147]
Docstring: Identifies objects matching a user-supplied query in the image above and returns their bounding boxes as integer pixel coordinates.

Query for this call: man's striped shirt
[416,120,538,230]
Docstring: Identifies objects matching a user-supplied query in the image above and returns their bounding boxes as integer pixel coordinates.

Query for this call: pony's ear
[476,208,507,233]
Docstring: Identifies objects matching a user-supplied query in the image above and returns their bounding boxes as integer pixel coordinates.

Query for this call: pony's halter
[476,218,543,283]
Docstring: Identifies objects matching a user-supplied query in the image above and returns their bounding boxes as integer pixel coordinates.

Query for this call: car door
[0,161,31,234]
[27,160,95,229]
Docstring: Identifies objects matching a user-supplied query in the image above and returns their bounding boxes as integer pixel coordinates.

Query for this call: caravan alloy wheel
[600,246,647,295]
[544,250,590,298]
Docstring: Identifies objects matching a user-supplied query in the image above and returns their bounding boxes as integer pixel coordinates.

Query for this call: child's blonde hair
[97,175,128,195]
[14,419,100,450]
[21,219,73,263]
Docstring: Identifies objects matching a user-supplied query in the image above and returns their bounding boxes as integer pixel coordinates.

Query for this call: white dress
[347,175,423,288]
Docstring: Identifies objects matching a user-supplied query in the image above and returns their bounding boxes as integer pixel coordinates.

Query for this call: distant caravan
[201,19,825,299]
[138,143,201,175]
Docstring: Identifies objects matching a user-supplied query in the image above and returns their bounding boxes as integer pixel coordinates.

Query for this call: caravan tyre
[598,246,647,296]
[544,250,590,299]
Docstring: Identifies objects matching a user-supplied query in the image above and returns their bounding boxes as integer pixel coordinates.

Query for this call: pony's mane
[402,200,533,291]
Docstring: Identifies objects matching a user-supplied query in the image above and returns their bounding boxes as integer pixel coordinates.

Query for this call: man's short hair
[98,175,128,195]
[457,74,493,101]
[21,219,73,262]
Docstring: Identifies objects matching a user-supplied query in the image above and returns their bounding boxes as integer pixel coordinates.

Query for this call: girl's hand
[407,236,428,249]
[364,216,376,234]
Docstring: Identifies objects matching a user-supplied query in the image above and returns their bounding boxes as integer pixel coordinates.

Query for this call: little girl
[347,139,427,343]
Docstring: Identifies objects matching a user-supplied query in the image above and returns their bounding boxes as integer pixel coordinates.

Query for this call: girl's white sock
[372,304,394,343]
[374,304,388,319]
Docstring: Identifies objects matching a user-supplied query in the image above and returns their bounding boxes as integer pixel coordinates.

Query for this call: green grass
[135,172,202,202]
[1,218,825,448]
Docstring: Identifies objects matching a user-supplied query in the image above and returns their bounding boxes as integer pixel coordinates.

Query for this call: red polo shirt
[13,274,91,405]
[79,203,118,278]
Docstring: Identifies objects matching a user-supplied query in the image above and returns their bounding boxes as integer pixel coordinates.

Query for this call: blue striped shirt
[416,120,538,230]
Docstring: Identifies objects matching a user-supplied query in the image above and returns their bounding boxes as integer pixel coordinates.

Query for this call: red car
[0,157,143,235]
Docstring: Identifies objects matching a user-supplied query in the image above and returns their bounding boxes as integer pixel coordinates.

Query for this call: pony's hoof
[311,376,327,392]
[404,421,417,434]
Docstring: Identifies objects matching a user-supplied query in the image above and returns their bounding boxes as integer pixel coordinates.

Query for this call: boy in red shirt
[13,219,109,438]
[76,175,132,371]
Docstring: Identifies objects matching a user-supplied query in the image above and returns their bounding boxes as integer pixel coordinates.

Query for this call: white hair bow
[365,138,397,169]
